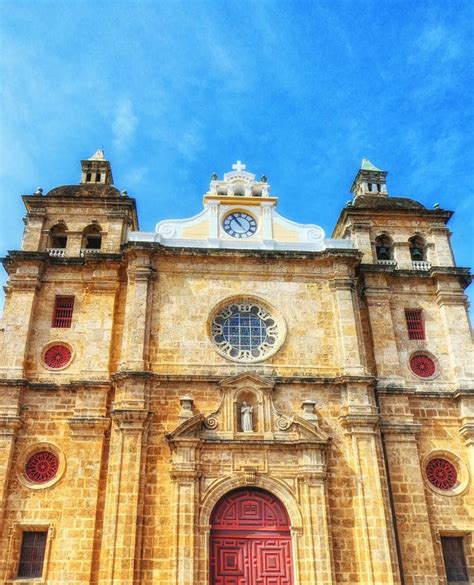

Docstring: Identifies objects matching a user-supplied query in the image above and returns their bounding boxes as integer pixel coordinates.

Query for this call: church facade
[0,152,473,585]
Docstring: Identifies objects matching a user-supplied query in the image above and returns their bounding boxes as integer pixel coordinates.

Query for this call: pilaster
[0,259,44,378]
[364,274,404,388]
[379,394,438,585]
[98,377,150,585]
[457,393,474,477]
[429,224,454,266]
[0,385,22,531]
[119,251,155,371]
[330,277,365,376]
[436,281,474,390]
[298,468,335,585]
[168,427,201,585]
[21,205,47,251]
[339,383,400,585]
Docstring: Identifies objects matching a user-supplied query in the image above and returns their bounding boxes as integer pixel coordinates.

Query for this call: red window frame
[405,309,425,340]
[18,531,48,578]
[52,296,74,328]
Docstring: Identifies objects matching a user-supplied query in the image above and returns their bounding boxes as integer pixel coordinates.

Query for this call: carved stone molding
[0,416,22,437]
[111,408,150,431]
[68,416,110,438]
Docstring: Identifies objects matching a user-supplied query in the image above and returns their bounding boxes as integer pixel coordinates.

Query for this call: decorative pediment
[166,373,330,446]
[127,161,352,252]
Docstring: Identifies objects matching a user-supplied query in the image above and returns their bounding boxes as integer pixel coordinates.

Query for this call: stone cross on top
[232,160,246,172]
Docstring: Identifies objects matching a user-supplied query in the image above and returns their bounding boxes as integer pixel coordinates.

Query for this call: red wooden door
[210,489,294,585]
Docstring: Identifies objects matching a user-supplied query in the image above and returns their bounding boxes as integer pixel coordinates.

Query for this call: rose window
[25,451,59,484]
[410,354,436,378]
[43,344,72,369]
[426,458,457,490]
[211,301,284,363]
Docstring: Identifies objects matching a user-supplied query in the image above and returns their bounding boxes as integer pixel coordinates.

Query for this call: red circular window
[43,344,71,369]
[410,354,436,378]
[426,458,457,490]
[25,451,59,483]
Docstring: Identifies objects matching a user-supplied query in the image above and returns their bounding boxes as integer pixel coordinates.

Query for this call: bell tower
[80,149,114,185]
[350,158,388,198]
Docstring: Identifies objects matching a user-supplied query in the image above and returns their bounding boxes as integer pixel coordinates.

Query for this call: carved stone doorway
[209,488,294,585]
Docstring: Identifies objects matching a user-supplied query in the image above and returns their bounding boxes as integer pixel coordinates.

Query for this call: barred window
[18,531,47,578]
[405,309,425,340]
[52,296,74,328]
[441,536,469,584]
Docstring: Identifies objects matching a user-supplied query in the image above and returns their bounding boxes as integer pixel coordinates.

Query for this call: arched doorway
[210,488,294,585]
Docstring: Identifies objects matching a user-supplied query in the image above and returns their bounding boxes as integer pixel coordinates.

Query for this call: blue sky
[1,0,473,312]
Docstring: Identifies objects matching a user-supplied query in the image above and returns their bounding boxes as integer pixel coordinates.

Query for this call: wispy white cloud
[112,97,138,151]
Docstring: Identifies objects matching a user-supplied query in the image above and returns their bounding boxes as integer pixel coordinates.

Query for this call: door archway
[210,487,294,585]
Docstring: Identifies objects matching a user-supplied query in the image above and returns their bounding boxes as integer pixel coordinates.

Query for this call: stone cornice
[123,241,362,262]
[68,416,110,437]
[380,421,422,435]
[0,415,22,435]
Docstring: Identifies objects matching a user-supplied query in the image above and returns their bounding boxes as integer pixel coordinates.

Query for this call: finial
[34,187,43,196]
[346,200,353,207]
[122,190,128,197]
[211,172,218,181]
[433,202,440,209]
[260,175,267,183]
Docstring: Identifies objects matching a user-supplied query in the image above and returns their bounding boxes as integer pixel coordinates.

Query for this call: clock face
[223,212,257,239]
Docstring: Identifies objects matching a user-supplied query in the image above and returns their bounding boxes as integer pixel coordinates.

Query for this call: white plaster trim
[128,204,353,252]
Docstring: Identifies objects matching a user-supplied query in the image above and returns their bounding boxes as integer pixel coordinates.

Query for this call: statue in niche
[241,402,254,433]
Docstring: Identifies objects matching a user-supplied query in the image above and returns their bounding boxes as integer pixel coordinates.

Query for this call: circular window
[25,451,59,484]
[422,451,469,496]
[426,458,457,490]
[210,299,286,363]
[410,354,436,378]
[17,443,66,490]
[43,344,72,369]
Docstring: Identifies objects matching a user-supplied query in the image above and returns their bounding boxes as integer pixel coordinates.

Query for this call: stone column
[0,259,43,378]
[380,395,438,585]
[364,274,404,388]
[339,383,400,585]
[98,400,149,585]
[119,252,155,371]
[298,466,335,585]
[436,283,474,390]
[331,277,366,376]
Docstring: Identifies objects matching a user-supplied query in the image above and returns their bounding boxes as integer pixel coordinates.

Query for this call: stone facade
[0,153,473,585]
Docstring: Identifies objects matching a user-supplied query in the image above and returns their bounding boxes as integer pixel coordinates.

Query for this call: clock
[223,212,257,239]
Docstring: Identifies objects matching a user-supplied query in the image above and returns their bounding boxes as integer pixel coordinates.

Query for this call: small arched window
[375,234,393,261]
[49,223,68,249]
[82,225,102,250]
[409,236,425,261]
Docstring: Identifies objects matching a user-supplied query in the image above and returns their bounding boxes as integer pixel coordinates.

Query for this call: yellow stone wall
[0,186,473,585]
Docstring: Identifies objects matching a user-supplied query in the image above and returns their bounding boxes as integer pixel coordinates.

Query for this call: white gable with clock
[128,161,352,251]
